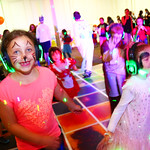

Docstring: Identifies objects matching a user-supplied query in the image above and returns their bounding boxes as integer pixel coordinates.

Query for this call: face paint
[7,36,36,75]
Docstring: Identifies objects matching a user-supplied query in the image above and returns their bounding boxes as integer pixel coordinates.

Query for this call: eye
[26,48,32,52]
[13,50,19,54]
[143,57,149,61]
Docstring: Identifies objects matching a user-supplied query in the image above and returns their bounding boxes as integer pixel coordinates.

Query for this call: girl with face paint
[0,30,82,150]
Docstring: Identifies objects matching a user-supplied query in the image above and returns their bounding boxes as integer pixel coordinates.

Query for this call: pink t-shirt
[0,66,61,150]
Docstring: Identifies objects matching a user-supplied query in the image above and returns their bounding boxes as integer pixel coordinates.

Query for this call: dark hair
[125,8,129,12]
[29,24,36,32]
[62,29,67,36]
[136,17,143,21]
[73,11,81,20]
[1,30,38,67]
[2,29,10,41]
[49,47,62,63]
[99,17,104,20]
[108,23,124,35]
[126,42,149,75]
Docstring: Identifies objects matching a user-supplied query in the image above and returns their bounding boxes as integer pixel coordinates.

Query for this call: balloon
[0,17,4,25]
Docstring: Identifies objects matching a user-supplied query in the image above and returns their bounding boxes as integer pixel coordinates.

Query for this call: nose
[23,56,27,62]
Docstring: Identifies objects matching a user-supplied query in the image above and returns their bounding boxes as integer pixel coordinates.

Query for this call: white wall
[0,0,150,40]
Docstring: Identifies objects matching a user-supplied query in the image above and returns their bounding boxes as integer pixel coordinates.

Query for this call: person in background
[132,17,150,44]
[61,29,73,58]
[101,23,126,113]
[29,24,36,37]
[97,17,108,48]
[2,29,10,41]
[97,43,150,150]
[138,10,144,19]
[0,30,82,150]
[129,11,136,28]
[36,16,51,66]
[49,46,80,98]
[116,16,122,24]
[107,16,114,26]
[73,11,94,78]
[121,8,133,44]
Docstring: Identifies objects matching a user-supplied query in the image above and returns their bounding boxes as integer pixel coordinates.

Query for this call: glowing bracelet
[104,132,113,143]
[104,132,111,138]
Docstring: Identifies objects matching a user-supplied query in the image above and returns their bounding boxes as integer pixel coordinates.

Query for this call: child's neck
[10,67,39,84]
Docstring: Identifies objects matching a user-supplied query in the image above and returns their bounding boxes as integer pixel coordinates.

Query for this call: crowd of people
[0,8,150,150]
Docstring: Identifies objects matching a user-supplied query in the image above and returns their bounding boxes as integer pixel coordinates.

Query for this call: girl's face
[31,25,35,31]
[111,33,122,45]
[137,18,143,26]
[51,50,61,63]
[139,50,150,69]
[7,36,36,74]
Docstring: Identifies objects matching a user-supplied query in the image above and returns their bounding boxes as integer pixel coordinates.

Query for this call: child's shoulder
[0,74,11,87]
[123,75,145,89]
[37,66,55,76]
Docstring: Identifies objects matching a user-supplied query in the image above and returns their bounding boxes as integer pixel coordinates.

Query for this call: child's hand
[96,132,113,150]
[43,136,61,150]
[69,104,82,114]
[73,65,78,71]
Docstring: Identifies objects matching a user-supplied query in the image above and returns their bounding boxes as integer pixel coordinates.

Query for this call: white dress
[106,75,150,150]
[73,20,94,71]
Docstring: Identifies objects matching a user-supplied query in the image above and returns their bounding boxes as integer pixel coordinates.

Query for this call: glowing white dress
[106,75,150,150]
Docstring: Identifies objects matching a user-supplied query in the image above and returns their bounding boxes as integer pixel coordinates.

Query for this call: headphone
[126,42,147,75]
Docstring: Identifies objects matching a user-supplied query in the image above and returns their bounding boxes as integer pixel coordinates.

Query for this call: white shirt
[36,23,51,43]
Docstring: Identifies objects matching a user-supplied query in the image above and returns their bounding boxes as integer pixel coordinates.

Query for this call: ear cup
[126,42,141,75]
[0,52,15,72]
[35,44,42,60]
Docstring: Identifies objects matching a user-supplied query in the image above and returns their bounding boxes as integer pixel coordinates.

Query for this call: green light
[38,45,43,62]
[48,56,53,63]
[106,32,109,40]
[112,99,117,102]
[126,60,137,75]
[138,69,149,78]
[63,98,67,102]
[148,135,150,141]
[0,54,15,73]
[122,32,125,39]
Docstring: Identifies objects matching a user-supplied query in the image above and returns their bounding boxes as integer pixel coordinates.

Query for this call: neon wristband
[104,132,111,138]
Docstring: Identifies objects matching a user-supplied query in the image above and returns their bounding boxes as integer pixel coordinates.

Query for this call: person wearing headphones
[101,23,127,113]
[0,30,82,150]
[97,42,150,150]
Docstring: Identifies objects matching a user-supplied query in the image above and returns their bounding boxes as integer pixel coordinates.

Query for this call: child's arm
[54,83,82,113]
[0,102,60,149]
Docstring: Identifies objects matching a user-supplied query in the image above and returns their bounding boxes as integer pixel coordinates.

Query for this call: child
[49,47,80,98]
[132,17,150,43]
[101,23,126,113]
[0,30,82,150]
[61,29,72,58]
[97,42,150,150]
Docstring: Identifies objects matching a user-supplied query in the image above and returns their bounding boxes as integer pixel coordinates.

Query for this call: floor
[0,44,111,150]
[53,64,111,150]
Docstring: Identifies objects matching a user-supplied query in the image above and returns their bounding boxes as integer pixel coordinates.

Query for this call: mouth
[20,61,30,66]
